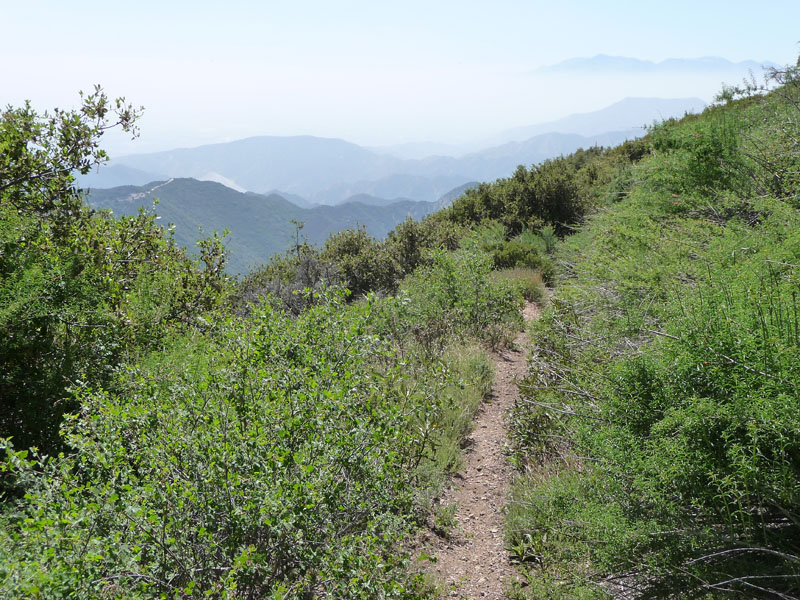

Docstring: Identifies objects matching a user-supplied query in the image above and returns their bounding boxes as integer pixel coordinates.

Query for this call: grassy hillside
[506,64,800,598]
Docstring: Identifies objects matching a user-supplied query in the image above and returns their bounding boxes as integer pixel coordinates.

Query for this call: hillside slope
[506,66,800,598]
[88,178,438,274]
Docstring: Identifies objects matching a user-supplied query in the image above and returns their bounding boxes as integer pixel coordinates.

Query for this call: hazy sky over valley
[4,0,799,154]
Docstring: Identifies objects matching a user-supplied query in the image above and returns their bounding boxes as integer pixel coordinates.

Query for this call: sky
[3,0,799,154]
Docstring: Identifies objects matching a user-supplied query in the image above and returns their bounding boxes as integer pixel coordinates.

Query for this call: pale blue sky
[3,1,798,153]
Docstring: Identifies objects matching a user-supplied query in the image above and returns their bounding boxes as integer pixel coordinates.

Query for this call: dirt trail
[420,302,539,598]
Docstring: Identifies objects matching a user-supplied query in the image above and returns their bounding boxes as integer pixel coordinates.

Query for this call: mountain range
[87,178,443,274]
[82,130,636,205]
[80,96,705,206]
[82,95,709,274]
[485,97,707,146]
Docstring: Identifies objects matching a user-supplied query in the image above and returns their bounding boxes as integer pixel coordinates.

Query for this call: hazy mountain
[81,97,708,207]
[657,57,778,72]
[77,164,166,189]
[404,130,637,183]
[315,173,474,205]
[371,97,704,158]
[304,199,437,244]
[337,193,415,207]
[267,189,316,208]
[198,172,247,192]
[307,129,636,204]
[84,129,641,208]
[487,97,706,145]
[536,55,778,75]
[369,141,472,160]
[87,178,438,274]
[436,182,480,209]
[324,129,642,199]
[88,179,300,274]
[108,136,403,199]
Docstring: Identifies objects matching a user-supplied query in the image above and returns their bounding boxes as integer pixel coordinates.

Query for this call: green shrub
[321,227,398,297]
[0,93,228,454]
[458,221,554,280]
[385,217,466,277]
[0,292,467,598]
[393,248,523,353]
[237,244,341,315]
[441,151,604,236]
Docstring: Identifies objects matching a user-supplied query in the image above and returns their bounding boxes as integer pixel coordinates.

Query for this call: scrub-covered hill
[506,64,800,599]
[88,178,438,274]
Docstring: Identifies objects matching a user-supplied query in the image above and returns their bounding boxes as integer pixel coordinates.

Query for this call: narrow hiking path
[419,302,539,598]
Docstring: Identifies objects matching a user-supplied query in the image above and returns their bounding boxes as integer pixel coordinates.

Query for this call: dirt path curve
[421,302,539,598]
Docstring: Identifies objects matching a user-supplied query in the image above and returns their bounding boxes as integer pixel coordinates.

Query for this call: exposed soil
[418,302,539,598]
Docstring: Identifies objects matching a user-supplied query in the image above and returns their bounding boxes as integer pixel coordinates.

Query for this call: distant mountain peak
[485,96,706,146]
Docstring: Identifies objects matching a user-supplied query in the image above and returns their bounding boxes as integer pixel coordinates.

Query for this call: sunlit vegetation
[6,58,798,599]
[506,62,800,599]
[0,88,559,598]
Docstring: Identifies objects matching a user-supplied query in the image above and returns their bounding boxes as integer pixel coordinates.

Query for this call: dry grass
[493,267,547,303]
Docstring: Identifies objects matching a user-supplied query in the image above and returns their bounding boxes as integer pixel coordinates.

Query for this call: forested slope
[87,179,440,274]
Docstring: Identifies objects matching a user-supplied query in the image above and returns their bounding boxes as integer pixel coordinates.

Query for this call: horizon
[4,1,799,155]
[106,95,706,159]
